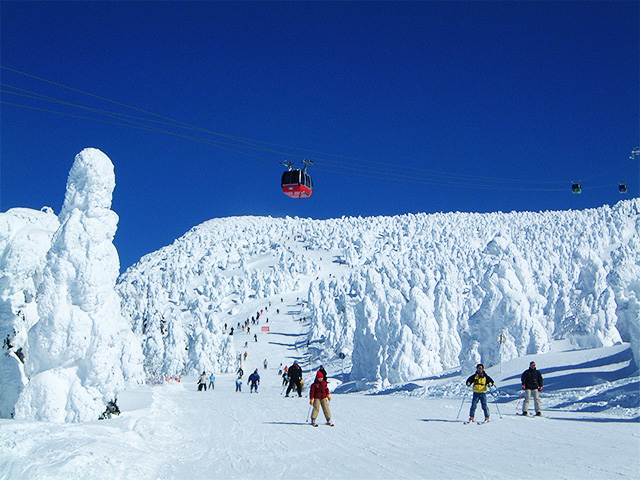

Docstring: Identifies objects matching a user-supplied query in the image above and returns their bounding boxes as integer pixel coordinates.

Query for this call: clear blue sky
[2,1,638,271]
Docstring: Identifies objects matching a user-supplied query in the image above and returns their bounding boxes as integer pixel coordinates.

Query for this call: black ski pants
[286,379,302,397]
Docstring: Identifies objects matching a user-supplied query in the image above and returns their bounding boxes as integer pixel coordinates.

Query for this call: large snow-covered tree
[14,148,144,422]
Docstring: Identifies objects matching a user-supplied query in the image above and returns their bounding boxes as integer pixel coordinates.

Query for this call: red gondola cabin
[281,168,313,198]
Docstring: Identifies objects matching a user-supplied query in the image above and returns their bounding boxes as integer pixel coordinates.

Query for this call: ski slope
[1,297,638,479]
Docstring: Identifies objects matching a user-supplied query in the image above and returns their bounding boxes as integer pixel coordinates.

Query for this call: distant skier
[237,366,244,378]
[264,359,268,369]
[197,372,208,392]
[208,373,216,390]
[254,334,258,342]
[465,363,494,423]
[285,360,303,397]
[521,361,543,416]
[248,369,260,393]
[235,376,242,392]
[309,370,333,427]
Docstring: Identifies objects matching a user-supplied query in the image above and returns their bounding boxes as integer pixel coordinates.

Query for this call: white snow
[0,148,638,478]
[0,308,637,479]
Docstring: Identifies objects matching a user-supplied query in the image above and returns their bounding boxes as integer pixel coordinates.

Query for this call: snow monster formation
[14,148,143,422]
[0,207,59,418]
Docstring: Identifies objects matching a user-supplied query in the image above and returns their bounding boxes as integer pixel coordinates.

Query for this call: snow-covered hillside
[116,198,640,388]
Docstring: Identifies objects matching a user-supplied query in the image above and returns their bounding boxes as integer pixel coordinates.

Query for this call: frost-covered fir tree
[460,235,549,373]
[15,148,143,422]
[0,207,59,418]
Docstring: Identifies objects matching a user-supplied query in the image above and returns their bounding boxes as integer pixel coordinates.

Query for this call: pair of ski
[463,419,490,425]
[311,422,334,427]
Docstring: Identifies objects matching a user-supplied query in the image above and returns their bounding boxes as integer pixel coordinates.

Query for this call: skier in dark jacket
[521,361,543,416]
[248,369,260,393]
[285,361,303,397]
[465,364,494,423]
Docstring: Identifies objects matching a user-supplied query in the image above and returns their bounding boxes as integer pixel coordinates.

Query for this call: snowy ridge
[394,342,637,413]
[116,216,322,377]
[116,199,640,387]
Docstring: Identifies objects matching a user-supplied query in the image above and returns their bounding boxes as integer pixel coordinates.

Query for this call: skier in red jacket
[309,370,333,426]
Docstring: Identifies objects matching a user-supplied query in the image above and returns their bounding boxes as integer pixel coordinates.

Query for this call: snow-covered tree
[14,148,144,422]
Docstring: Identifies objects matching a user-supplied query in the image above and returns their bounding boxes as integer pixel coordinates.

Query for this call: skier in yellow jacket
[465,363,495,423]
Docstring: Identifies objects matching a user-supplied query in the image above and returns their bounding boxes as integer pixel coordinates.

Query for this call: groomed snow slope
[0,297,637,479]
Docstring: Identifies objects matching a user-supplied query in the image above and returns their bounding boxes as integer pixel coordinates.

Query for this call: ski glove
[539,387,543,391]
[522,385,526,390]
[328,395,331,401]
[309,400,313,405]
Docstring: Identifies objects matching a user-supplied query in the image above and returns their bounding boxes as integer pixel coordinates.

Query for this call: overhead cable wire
[1,65,626,193]
[0,66,579,188]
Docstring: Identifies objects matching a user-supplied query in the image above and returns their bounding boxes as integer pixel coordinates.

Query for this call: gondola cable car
[570,146,639,196]
[280,159,314,198]
[571,182,582,194]
[620,147,639,194]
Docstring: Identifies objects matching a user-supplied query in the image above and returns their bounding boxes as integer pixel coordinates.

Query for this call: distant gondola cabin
[572,183,582,194]
[619,183,628,194]
[281,169,313,198]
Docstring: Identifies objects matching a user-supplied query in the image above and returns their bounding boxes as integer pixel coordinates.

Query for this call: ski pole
[515,389,524,413]
[489,387,503,419]
[306,404,312,423]
[456,391,469,420]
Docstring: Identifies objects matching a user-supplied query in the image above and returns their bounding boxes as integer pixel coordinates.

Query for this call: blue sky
[1,1,638,271]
